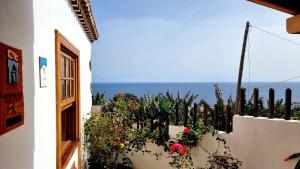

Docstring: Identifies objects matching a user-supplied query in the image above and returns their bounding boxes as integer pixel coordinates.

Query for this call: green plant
[178,121,216,148]
[84,113,132,169]
[203,137,242,169]
[86,91,242,169]
[92,92,107,106]
[84,112,152,169]
[214,84,224,109]
[163,120,240,169]
[274,99,284,118]
[292,111,300,120]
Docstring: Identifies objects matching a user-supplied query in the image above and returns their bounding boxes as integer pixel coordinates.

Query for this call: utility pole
[236,21,250,113]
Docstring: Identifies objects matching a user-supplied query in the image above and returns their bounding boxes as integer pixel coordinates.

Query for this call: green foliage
[292,111,300,120]
[92,92,107,106]
[274,99,284,118]
[163,120,241,169]
[204,137,242,169]
[86,91,241,169]
[84,111,152,169]
[85,93,145,169]
[179,120,216,148]
[214,84,224,109]
[84,113,130,169]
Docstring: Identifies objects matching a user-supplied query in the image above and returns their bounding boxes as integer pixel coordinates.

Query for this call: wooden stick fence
[134,87,293,134]
[238,88,292,120]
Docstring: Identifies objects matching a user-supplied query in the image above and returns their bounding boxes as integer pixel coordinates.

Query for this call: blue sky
[90,0,300,83]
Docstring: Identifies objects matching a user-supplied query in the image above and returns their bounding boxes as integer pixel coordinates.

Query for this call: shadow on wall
[0,0,35,169]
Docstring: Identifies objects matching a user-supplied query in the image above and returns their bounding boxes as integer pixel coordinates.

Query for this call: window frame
[55,30,81,169]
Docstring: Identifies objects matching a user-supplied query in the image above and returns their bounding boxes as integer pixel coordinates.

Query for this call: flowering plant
[183,127,190,134]
[168,143,193,169]
[179,121,216,148]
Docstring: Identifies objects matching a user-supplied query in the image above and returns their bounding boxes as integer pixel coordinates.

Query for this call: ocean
[92,82,300,106]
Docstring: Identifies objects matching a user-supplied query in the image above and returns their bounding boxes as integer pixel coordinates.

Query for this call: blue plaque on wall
[39,57,47,87]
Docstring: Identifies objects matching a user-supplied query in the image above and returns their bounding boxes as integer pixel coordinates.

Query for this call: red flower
[169,143,182,152]
[184,127,190,134]
[169,144,176,152]
[175,143,182,151]
[182,145,188,151]
[180,150,186,156]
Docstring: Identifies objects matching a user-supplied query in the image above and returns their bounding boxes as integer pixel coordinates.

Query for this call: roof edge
[70,0,99,43]
[248,0,298,15]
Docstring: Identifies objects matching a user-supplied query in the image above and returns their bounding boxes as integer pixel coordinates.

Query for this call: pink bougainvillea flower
[183,127,190,134]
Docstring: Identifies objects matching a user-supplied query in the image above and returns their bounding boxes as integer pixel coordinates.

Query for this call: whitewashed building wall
[0,0,93,168]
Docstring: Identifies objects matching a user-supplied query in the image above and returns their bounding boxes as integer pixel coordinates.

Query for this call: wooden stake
[239,88,246,116]
[253,88,259,117]
[184,101,188,127]
[285,88,292,120]
[175,101,179,125]
[268,88,274,119]
[193,103,197,127]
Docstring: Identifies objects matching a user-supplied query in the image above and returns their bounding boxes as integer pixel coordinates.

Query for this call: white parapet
[129,116,300,169]
[221,115,300,169]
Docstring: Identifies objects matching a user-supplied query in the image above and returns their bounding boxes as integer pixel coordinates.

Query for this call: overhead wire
[244,24,300,90]
[259,75,300,89]
[250,24,300,47]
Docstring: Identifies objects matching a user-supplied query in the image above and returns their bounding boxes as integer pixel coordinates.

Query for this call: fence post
[158,117,162,132]
[141,116,145,128]
[268,88,274,119]
[285,88,292,120]
[193,103,197,127]
[225,105,232,133]
[213,104,218,129]
[166,111,170,133]
[175,101,179,125]
[253,88,259,117]
[238,88,245,116]
[166,113,170,135]
[137,114,140,129]
[203,104,208,125]
[150,117,154,131]
[184,101,188,127]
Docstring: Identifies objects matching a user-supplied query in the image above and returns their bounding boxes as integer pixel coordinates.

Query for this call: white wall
[0,0,92,168]
[129,116,300,169]
[127,126,224,169]
[33,0,92,168]
[0,0,35,169]
[222,116,300,169]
